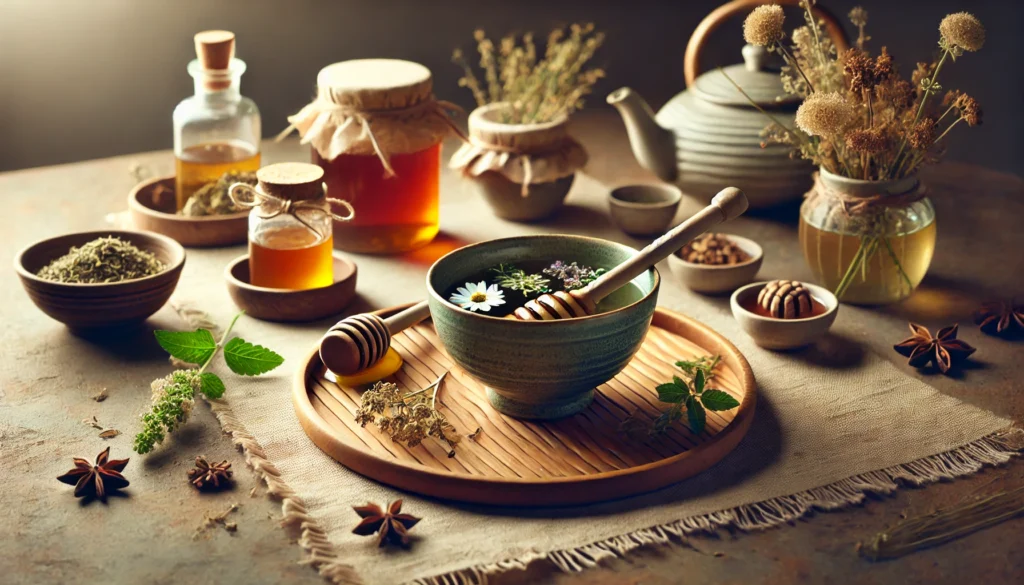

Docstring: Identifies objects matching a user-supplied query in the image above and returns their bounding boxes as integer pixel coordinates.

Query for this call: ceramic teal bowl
[427,235,659,420]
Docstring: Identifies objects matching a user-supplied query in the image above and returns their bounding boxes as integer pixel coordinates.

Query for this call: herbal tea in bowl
[15,230,185,329]
[427,235,659,420]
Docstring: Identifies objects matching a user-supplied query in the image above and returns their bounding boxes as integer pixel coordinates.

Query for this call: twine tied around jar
[229,182,355,239]
[806,172,927,217]
[275,90,466,177]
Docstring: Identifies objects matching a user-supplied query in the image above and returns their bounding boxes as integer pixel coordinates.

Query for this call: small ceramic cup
[608,184,682,236]
[668,234,763,294]
[730,281,839,350]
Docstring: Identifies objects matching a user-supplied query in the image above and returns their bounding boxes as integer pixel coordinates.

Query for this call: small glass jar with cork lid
[173,30,261,211]
[230,163,353,290]
[280,59,462,254]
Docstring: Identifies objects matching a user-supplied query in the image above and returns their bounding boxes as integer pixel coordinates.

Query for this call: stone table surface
[1,112,1021,585]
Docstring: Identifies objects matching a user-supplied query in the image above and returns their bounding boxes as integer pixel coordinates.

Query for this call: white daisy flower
[449,281,506,312]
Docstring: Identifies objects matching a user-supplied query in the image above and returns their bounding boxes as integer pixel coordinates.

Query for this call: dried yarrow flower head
[843,48,879,94]
[908,117,938,150]
[846,128,889,154]
[743,5,785,47]
[795,92,854,136]
[939,12,985,52]
[944,90,983,127]
[355,379,465,457]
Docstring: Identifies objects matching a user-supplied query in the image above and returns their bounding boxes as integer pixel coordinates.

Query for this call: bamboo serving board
[293,305,757,506]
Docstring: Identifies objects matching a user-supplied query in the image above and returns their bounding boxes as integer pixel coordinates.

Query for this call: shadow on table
[438,390,784,520]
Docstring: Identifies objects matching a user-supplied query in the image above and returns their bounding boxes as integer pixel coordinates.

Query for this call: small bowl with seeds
[730,280,839,350]
[667,233,762,294]
[15,230,185,329]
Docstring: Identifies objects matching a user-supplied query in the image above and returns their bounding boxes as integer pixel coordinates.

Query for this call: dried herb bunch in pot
[452,23,606,124]
[732,2,985,304]
[449,24,602,219]
[37,237,165,283]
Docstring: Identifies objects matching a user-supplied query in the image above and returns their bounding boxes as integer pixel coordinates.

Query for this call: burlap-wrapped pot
[449,103,588,222]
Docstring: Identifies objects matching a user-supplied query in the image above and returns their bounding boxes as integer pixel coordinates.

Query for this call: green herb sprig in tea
[134,312,284,454]
[37,236,165,283]
[490,263,550,295]
[622,355,738,438]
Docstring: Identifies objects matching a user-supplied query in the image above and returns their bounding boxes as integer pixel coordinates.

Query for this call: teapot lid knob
[742,44,768,72]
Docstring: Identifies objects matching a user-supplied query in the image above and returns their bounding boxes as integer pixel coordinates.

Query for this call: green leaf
[674,360,697,375]
[154,329,217,365]
[223,337,285,376]
[700,389,740,411]
[685,395,706,435]
[656,382,688,403]
[693,369,705,394]
[199,372,226,399]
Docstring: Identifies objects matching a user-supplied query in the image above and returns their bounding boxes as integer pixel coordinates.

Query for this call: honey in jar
[284,59,458,254]
[234,163,351,290]
[172,30,261,211]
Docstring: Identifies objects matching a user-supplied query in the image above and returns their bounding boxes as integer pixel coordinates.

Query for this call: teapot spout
[607,87,678,183]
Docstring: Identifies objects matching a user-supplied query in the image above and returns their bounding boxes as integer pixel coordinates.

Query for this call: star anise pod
[352,500,421,547]
[56,446,129,501]
[973,299,1024,336]
[187,456,233,491]
[894,323,976,374]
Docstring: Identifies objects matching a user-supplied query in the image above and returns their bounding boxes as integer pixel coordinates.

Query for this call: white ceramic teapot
[608,0,847,208]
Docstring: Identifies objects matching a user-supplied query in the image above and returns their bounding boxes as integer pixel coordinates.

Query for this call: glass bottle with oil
[173,30,261,211]
[241,163,337,290]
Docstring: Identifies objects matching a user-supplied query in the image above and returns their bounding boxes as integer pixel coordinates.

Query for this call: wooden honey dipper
[318,187,746,372]
[514,187,748,320]
[319,301,430,375]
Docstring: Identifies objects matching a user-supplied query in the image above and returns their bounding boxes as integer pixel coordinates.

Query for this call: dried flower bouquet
[734,2,985,302]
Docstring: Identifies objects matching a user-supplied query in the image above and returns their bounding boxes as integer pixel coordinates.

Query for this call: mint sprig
[630,354,738,438]
[133,311,284,454]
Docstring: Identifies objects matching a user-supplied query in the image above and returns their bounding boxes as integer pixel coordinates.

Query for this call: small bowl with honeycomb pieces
[730,280,839,350]
[667,233,762,294]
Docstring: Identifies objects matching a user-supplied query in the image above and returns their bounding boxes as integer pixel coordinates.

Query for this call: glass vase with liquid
[173,31,261,211]
[799,170,936,305]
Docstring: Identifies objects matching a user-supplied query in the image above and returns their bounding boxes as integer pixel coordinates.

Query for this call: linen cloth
[169,171,1012,585]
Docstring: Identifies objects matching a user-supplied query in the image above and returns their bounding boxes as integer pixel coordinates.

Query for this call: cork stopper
[194,30,235,90]
[256,163,325,201]
[316,59,433,111]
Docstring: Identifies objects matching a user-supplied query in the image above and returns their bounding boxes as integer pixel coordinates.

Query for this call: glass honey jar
[229,163,353,290]
[173,30,261,211]
[281,59,461,254]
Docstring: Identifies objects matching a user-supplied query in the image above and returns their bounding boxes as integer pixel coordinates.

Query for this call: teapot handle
[684,0,850,87]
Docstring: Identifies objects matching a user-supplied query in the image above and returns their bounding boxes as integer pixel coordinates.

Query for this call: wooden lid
[256,163,325,201]
[316,59,433,110]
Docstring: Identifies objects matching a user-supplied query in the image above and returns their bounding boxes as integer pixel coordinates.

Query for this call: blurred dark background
[0,0,1020,175]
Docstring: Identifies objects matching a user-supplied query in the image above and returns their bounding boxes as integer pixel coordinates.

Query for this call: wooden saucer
[128,176,249,247]
[224,254,357,322]
[294,305,757,506]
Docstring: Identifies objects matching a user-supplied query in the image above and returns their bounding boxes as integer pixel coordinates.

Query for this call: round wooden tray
[294,305,757,506]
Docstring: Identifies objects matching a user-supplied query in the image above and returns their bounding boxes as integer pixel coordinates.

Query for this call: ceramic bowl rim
[224,253,357,295]
[671,234,764,271]
[427,234,660,325]
[608,183,683,210]
[469,102,569,133]
[129,175,250,223]
[730,280,838,324]
[14,229,186,289]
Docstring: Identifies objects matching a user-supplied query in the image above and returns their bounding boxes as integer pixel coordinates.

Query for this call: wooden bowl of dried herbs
[15,230,185,329]
[128,175,249,247]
